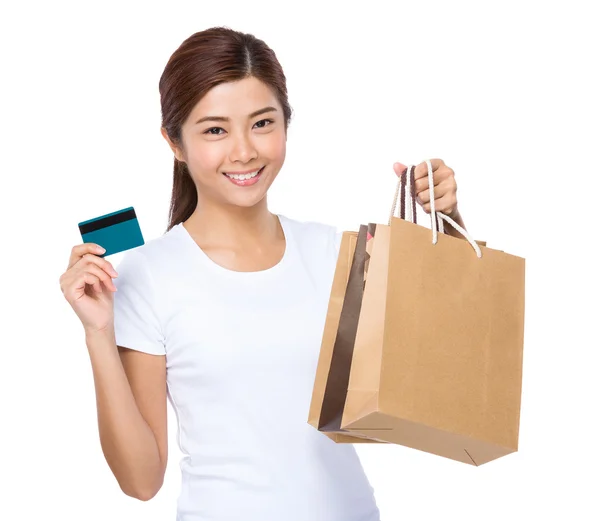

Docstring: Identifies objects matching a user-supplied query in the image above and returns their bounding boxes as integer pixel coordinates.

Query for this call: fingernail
[96,246,106,253]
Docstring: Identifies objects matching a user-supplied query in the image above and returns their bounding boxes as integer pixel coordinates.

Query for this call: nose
[228,131,258,164]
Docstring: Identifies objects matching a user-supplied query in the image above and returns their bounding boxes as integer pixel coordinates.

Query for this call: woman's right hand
[59,243,119,334]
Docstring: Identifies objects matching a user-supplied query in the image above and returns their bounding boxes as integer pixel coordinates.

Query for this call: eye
[202,119,274,136]
[254,118,274,129]
[204,127,225,136]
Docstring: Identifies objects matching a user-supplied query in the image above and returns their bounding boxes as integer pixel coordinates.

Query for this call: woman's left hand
[393,159,459,219]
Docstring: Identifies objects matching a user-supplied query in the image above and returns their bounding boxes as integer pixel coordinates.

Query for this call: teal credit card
[78,207,144,257]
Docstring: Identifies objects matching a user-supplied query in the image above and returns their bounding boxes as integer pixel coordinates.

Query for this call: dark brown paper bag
[307,228,383,443]
[337,166,526,465]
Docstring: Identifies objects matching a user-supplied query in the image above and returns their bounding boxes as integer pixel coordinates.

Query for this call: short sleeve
[334,229,343,258]
[113,249,166,356]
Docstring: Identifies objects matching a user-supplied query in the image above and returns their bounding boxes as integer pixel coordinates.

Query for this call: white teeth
[225,168,261,181]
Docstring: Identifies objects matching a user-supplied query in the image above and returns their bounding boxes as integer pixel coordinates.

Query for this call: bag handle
[389,165,417,225]
[389,160,482,258]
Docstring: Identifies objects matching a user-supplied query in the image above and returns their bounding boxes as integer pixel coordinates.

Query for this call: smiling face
[163,76,287,209]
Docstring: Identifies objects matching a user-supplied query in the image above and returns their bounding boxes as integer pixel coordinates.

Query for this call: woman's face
[164,76,287,209]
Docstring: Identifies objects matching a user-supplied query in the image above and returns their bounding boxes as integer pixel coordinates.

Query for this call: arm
[86,327,167,501]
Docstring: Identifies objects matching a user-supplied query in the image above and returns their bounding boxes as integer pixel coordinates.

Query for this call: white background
[2,0,599,519]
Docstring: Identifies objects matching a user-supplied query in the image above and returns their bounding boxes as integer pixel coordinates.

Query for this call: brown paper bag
[337,163,526,465]
[307,227,384,443]
[309,166,431,444]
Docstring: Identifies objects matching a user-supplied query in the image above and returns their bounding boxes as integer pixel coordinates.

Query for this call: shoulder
[280,213,339,243]
[279,214,343,261]
[114,223,183,277]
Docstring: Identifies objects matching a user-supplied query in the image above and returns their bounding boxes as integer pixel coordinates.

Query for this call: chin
[224,191,269,209]
[221,172,277,208]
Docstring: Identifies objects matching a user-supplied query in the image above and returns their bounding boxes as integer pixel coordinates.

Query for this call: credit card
[78,206,144,257]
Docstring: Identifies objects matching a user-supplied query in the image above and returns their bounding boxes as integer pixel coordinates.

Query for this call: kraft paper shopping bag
[307,228,382,443]
[336,161,525,465]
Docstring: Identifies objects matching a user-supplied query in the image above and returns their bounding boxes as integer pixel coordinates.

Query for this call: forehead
[189,77,279,119]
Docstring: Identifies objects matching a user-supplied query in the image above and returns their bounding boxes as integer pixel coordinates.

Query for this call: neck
[183,197,279,247]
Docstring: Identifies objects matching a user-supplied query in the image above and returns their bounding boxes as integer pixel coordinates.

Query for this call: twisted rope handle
[389,165,417,225]
[388,159,482,258]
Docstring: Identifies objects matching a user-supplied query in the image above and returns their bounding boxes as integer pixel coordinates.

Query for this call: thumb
[393,162,407,177]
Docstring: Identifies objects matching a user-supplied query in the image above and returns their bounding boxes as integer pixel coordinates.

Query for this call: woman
[60,26,467,521]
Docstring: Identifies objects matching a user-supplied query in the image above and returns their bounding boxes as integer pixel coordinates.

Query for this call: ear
[161,127,186,162]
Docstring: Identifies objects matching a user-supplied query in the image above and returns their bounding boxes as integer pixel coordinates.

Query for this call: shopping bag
[308,166,421,443]
[307,226,384,443]
[337,161,526,465]
[309,164,440,443]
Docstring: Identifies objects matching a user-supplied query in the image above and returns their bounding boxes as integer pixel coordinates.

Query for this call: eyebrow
[195,106,278,125]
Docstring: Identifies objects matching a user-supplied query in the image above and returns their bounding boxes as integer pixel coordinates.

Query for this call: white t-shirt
[113,214,380,521]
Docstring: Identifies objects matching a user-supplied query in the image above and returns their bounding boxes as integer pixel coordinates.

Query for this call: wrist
[443,208,467,238]
[448,206,461,221]
[84,324,115,342]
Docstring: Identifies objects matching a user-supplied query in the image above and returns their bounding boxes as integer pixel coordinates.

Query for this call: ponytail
[166,158,197,233]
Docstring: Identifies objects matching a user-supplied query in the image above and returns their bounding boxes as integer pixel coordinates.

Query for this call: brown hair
[159,27,293,233]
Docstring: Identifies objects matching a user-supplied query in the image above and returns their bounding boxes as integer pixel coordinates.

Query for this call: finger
[81,273,112,295]
[60,252,117,295]
[414,170,446,193]
[87,265,118,293]
[79,255,118,290]
[414,162,454,190]
[393,162,408,177]
[70,271,103,300]
[417,189,440,205]
[413,158,445,180]
[68,243,106,270]
[81,272,103,294]
[422,195,457,215]
[79,253,118,278]
[416,176,456,203]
